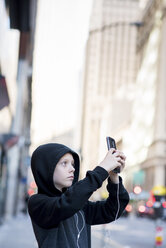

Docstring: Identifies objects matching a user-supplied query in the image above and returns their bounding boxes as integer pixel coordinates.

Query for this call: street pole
[155,219,163,248]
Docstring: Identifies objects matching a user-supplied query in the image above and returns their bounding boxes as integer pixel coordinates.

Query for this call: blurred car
[136,204,155,219]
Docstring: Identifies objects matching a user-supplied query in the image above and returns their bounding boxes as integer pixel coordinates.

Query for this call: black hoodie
[28,143,129,248]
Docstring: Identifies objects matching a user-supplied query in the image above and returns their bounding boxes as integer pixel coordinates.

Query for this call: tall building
[0,0,20,222]
[80,0,166,192]
[0,0,37,222]
[80,0,140,178]
[123,0,166,191]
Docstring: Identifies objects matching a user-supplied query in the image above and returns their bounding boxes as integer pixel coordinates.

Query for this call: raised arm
[28,166,109,229]
[28,149,127,229]
[83,177,129,225]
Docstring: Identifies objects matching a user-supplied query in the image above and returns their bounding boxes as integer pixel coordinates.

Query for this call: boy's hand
[99,149,126,183]
[109,150,126,183]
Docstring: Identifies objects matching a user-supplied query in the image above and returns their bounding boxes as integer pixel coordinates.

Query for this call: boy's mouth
[67,176,74,180]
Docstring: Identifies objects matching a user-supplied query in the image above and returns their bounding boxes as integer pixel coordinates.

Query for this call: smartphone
[106,136,120,173]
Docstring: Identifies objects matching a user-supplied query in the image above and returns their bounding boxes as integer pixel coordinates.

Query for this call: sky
[31,0,93,146]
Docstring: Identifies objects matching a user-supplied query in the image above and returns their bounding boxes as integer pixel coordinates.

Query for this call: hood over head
[31,143,80,196]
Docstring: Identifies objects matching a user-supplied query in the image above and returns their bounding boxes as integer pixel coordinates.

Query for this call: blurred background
[0,0,166,247]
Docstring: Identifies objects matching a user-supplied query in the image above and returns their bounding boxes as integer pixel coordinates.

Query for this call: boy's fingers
[115,150,126,160]
[109,148,116,153]
[118,157,124,164]
[121,153,126,160]
[117,156,126,167]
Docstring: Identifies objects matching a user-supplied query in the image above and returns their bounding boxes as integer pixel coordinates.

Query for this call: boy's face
[53,153,75,191]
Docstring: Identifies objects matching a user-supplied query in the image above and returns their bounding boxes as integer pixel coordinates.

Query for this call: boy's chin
[66,182,73,187]
[60,182,73,189]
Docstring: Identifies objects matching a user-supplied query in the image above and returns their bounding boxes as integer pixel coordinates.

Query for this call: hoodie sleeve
[28,166,109,229]
[83,177,129,225]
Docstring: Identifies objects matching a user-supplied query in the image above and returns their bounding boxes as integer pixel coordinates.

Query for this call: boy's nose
[70,164,75,172]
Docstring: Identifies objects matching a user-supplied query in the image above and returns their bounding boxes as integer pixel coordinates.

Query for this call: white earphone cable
[75,210,85,248]
[114,181,120,221]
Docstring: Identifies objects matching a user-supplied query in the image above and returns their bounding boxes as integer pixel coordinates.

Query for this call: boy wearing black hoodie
[28,143,129,248]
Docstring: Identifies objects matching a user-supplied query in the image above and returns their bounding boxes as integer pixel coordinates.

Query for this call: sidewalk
[1,212,164,248]
[0,213,37,248]
[0,213,102,248]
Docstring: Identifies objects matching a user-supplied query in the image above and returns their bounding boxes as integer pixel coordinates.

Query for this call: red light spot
[126,204,132,212]
[146,200,153,207]
[162,201,166,208]
[156,226,163,232]
[28,188,35,196]
[138,205,146,213]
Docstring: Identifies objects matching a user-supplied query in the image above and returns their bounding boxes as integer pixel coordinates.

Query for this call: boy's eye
[61,161,67,166]
[60,161,75,167]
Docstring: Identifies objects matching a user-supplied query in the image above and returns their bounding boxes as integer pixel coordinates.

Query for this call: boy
[28,143,129,248]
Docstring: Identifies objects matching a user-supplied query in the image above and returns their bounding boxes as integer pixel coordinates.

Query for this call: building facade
[123,0,166,191]
[0,0,37,222]
[80,0,140,178]
[80,0,166,192]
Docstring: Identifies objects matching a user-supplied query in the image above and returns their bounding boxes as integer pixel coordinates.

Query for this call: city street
[0,213,37,248]
[0,213,166,248]
[92,215,166,248]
